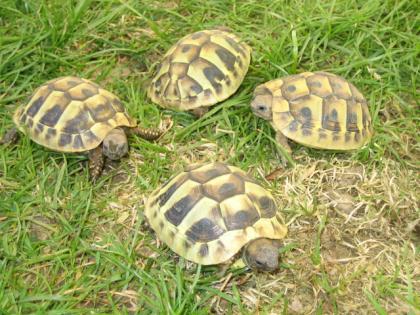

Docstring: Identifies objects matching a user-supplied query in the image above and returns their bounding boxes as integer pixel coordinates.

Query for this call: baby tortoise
[251,71,373,151]
[148,29,251,117]
[145,162,288,272]
[1,76,164,180]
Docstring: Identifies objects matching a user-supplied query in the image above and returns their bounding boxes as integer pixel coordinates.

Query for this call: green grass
[0,0,419,313]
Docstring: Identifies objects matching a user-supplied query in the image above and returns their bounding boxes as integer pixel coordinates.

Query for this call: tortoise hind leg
[129,117,172,141]
[130,126,163,141]
[0,127,19,145]
[88,146,104,182]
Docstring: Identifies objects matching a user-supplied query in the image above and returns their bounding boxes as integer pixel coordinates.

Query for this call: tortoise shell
[147,29,251,111]
[145,162,287,265]
[252,71,373,150]
[13,76,135,152]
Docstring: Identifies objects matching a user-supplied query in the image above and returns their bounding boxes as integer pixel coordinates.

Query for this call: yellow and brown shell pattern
[253,71,373,150]
[147,29,251,111]
[145,162,287,265]
[13,76,135,153]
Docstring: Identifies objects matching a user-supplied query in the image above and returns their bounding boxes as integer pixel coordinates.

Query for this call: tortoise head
[102,127,128,160]
[243,238,282,272]
[250,86,273,121]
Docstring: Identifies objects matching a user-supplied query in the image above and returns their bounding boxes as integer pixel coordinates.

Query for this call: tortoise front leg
[276,131,292,154]
[88,146,104,182]
[190,107,208,118]
[129,117,173,141]
[0,127,19,145]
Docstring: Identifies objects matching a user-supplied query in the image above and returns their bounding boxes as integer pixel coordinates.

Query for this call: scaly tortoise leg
[88,146,104,182]
[276,132,292,166]
[129,117,173,141]
[190,107,209,118]
[131,126,164,141]
[0,127,19,145]
[276,132,292,154]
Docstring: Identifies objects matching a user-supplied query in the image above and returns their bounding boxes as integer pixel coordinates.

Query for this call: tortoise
[250,71,373,151]
[145,162,288,271]
[0,76,164,180]
[147,29,251,117]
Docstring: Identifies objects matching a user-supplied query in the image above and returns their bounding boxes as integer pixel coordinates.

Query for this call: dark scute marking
[301,107,312,118]
[362,129,367,137]
[182,44,193,53]
[258,196,277,218]
[112,98,124,112]
[331,81,341,89]
[154,77,162,90]
[33,127,40,137]
[45,128,57,140]
[36,123,44,133]
[157,174,189,206]
[354,132,361,142]
[73,134,84,149]
[88,102,115,122]
[63,110,91,133]
[308,80,322,88]
[346,112,359,132]
[189,164,231,184]
[20,113,27,124]
[203,66,225,92]
[27,118,34,128]
[84,130,100,143]
[215,48,236,70]
[225,37,246,57]
[302,128,312,136]
[159,221,164,229]
[319,132,327,140]
[82,89,95,98]
[224,209,260,230]
[67,80,81,88]
[199,244,209,257]
[254,86,272,96]
[184,240,192,249]
[164,191,201,226]
[330,109,338,121]
[26,96,44,117]
[332,134,340,141]
[185,218,225,242]
[58,133,72,147]
[191,84,203,94]
[288,120,299,132]
[169,230,175,238]
[39,104,65,127]
[287,85,296,92]
[345,132,351,142]
[191,32,204,40]
[202,174,244,202]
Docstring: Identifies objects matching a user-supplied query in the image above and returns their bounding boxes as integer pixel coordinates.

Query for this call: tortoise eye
[257,105,266,111]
